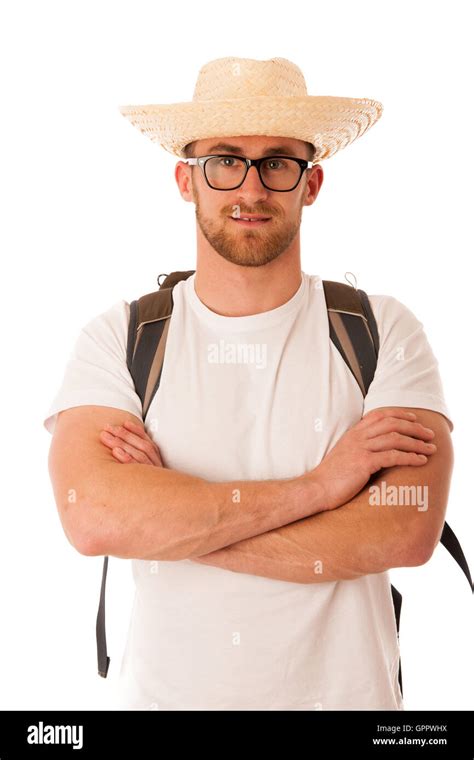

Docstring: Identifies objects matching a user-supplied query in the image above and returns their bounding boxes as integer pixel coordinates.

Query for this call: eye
[219,157,238,167]
[265,159,286,170]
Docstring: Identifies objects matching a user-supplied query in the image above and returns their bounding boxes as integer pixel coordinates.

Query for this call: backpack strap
[126,271,196,418]
[322,280,379,396]
[390,584,403,696]
[95,270,194,678]
[439,522,473,590]
[96,556,109,677]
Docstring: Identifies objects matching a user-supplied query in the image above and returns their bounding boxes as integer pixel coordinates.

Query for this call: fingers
[359,408,419,428]
[99,430,154,465]
[112,446,133,463]
[365,417,435,442]
[121,420,148,439]
[104,423,150,452]
[99,423,163,467]
[367,431,437,455]
[122,421,164,466]
[374,450,429,469]
[357,409,438,474]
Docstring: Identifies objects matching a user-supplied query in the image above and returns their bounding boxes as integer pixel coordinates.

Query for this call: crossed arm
[100,406,454,584]
[191,409,453,583]
[193,408,452,583]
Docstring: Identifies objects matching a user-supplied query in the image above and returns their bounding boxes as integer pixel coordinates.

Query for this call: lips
[237,215,270,221]
[228,215,272,227]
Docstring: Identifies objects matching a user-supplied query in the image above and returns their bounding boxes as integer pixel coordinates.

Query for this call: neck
[193,230,303,317]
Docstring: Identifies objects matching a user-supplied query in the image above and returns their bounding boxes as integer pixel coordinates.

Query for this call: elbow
[373,533,435,572]
[73,521,107,556]
[61,493,189,561]
[62,498,116,558]
[67,503,175,561]
[402,512,449,568]
[391,512,448,569]
[66,517,104,557]
[401,534,437,568]
[73,533,102,557]
[404,544,434,568]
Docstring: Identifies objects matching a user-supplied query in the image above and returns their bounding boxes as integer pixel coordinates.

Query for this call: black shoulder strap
[96,270,194,678]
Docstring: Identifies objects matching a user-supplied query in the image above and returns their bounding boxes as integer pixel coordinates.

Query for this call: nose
[236,164,270,202]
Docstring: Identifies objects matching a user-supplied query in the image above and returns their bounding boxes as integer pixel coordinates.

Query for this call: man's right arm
[48,405,326,561]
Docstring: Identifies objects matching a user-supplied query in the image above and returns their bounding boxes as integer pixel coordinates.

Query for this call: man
[44,57,453,710]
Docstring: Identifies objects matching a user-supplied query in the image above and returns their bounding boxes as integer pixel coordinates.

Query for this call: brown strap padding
[322,279,366,316]
[158,270,195,290]
[130,272,195,418]
[322,280,377,396]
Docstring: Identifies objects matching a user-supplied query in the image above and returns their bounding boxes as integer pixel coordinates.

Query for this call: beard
[193,188,304,268]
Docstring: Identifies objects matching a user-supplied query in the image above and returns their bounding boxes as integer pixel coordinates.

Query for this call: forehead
[193,135,308,157]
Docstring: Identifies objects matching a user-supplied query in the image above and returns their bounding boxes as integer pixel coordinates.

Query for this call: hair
[304,141,317,162]
[183,140,316,161]
[183,141,197,158]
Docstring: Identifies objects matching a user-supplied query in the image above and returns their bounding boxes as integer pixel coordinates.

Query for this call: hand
[307,408,437,511]
[99,420,163,466]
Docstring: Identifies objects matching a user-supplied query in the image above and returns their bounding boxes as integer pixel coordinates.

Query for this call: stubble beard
[193,187,304,268]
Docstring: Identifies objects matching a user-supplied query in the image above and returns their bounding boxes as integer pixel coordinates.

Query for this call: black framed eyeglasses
[184,154,316,192]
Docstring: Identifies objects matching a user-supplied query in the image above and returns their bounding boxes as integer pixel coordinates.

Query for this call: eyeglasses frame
[184,154,317,192]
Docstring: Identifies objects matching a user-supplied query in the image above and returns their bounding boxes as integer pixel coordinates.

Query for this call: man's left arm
[193,407,454,584]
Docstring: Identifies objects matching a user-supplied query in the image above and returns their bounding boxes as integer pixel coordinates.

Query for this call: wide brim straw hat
[118,56,383,161]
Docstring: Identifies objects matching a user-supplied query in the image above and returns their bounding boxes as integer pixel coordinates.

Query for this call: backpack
[96,271,473,696]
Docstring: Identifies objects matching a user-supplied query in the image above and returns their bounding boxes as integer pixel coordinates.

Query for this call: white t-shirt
[43,271,453,710]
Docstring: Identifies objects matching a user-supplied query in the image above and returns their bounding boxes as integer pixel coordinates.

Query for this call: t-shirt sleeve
[43,299,143,436]
[362,294,454,433]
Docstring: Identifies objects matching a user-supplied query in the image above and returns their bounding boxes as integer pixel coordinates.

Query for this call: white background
[0,0,472,710]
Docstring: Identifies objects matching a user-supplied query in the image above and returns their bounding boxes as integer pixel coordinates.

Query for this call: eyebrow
[206,142,300,157]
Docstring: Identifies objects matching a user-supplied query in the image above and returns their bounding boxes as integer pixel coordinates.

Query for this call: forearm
[194,463,448,583]
[79,461,326,561]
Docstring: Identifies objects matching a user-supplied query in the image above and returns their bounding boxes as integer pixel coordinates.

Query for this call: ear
[304,163,324,207]
[175,160,195,202]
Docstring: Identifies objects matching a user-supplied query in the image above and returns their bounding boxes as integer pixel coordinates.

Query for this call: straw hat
[118,56,383,161]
